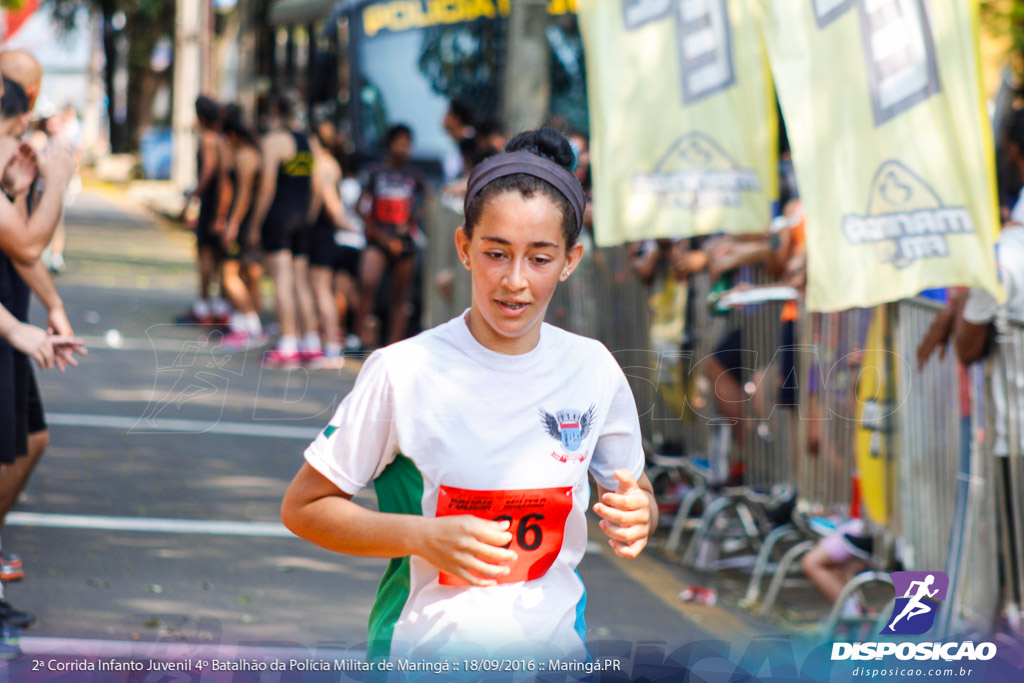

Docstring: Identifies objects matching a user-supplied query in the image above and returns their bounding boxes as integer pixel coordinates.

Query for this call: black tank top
[197,144,219,208]
[270,130,312,213]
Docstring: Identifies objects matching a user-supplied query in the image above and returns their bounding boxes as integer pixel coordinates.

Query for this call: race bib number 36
[435,486,573,586]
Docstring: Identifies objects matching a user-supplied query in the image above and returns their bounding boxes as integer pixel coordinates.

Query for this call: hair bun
[504,127,576,172]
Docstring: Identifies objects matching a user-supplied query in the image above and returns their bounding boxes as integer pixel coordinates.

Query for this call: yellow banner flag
[578,0,777,246]
[760,0,1002,312]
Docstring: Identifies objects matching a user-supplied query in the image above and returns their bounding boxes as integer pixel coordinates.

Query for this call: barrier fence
[419,205,1008,638]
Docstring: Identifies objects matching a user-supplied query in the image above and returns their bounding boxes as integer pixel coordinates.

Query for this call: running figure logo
[881,571,949,635]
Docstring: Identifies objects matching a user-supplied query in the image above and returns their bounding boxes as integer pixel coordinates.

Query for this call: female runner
[282,128,656,661]
[218,105,265,349]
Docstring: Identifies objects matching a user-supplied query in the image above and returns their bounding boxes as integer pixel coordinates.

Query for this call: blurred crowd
[180,95,594,370]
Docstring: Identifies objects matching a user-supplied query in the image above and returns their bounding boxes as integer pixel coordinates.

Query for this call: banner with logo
[578,0,777,246]
[759,0,1002,312]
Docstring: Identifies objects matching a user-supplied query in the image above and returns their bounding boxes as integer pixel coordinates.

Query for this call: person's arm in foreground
[0,141,74,265]
[282,463,517,586]
[11,260,86,371]
[0,302,63,370]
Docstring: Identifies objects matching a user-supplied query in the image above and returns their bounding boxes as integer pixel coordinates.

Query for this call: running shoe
[0,561,22,583]
[187,310,214,326]
[0,600,34,629]
[305,352,345,370]
[299,348,325,364]
[261,348,301,369]
[219,329,267,353]
[0,554,22,570]
[344,334,362,352]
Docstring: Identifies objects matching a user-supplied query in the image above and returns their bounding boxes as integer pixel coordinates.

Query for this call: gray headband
[464,150,586,235]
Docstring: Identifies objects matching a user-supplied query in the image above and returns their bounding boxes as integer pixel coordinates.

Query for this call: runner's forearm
[13,259,62,313]
[283,493,426,558]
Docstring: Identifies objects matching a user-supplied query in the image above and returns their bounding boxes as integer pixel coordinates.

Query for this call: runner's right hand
[7,322,54,370]
[415,515,517,587]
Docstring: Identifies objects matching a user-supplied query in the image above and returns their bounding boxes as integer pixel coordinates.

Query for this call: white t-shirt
[963,225,1024,456]
[304,313,645,660]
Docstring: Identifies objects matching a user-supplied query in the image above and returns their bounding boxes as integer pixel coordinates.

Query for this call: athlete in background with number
[355,124,425,348]
[282,128,656,661]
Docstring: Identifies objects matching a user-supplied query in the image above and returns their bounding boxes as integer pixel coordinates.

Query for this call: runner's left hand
[593,470,653,559]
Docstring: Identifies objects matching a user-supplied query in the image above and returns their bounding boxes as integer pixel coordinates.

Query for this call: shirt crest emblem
[540,405,595,460]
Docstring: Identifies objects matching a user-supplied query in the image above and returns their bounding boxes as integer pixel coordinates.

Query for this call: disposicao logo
[881,571,948,635]
[831,570,997,663]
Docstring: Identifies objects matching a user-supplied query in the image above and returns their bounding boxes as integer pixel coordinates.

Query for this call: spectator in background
[247,93,320,368]
[917,108,1024,627]
[306,121,363,368]
[441,98,475,184]
[184,96,229,326]
[474,116,507,159]
[801,520,875,618]
[566,131,593,233]
[356,124,426,348]
[24,102,80,275]
[216,105,265,351]
[42,107,81,274]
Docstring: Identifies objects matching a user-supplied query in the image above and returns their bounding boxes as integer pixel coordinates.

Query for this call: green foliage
[981,0,1024,77]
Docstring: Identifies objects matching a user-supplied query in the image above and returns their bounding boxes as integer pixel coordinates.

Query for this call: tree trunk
[501,0,551,134]
[99,0,127,153]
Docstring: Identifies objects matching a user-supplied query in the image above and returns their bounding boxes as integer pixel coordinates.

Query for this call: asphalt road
[6,188,723,662]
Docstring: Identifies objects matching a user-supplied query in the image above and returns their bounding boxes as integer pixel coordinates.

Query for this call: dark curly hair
[464,127,581,249]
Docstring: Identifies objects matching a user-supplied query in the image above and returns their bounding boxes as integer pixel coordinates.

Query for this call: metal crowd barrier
[961,314,1024,638]
[750,305,874,615]
[678,278,801,570]
[888,299,997,638]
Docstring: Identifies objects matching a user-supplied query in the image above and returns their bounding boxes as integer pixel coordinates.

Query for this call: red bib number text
[435,485,573,586]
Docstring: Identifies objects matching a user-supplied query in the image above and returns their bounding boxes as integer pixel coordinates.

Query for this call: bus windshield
[354,2,586,160]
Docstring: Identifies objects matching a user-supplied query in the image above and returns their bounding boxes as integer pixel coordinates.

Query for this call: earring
[463,259,469,267]
[562,271,569,279]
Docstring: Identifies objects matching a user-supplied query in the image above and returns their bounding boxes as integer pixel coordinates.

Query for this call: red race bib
[373,197,411,226]
[435,485,573,586]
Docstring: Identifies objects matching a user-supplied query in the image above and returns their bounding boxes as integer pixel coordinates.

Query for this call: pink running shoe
[305,352,345,370]
[299,348,324,364]
[219,329,252,352]
[219,330,269,352]
[262,348,301,368]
